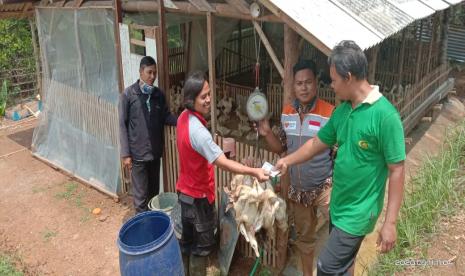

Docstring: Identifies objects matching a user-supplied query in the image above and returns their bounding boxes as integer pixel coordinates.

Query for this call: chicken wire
[32,8,121,196]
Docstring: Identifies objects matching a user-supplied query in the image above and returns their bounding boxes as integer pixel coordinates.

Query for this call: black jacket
[119,80,177,161]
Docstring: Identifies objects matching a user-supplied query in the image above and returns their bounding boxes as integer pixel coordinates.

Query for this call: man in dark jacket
[119,56,177,213]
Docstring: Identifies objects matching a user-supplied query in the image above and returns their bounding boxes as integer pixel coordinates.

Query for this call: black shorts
[178,193,216,256]
[317,222,365,276]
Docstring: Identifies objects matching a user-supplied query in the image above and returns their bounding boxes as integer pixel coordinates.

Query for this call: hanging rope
[252,20,262,88]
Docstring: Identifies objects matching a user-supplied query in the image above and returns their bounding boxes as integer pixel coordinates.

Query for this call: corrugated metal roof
[419,0,450,10]
[443,0,464,4]
[387,0,435,19]
[260,0,461,55]
[448,25,465,62]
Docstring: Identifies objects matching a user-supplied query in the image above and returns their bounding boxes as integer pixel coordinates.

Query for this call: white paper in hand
[262,161,280,177]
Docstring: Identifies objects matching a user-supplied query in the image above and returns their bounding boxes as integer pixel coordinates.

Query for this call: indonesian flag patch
[308,120,321,131]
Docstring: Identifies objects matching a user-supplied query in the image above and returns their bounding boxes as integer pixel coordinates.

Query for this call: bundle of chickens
[224,174,288,257]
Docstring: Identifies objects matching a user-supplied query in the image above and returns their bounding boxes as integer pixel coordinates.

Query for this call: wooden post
[440,10,449,65]
[29,19,42,99]
[396,30,406,91]
[207,12,217,135]
[113,0,124,93]
[238,20,242,73]
[426,15,439,75]
[183,22,192,73]
[252,20,284,79]
[283,25,299,106]
[158,0,170,101]
[415,20,424,83]
[367,45,379,84]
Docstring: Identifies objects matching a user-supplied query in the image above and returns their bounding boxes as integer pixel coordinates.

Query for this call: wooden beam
[259,0,331,56]
[0,11,33,19]
[113,0,124,93]
[29,18,42,100]
[252,20,284,79]
[396,30,406,90]
[75,0,84,7]
[426,15,439,74]
[207,12,217,135]
[158,0,170,99]
[439,9,449,65]
[187,0,214,12]
[183,22,191,73]
[122,1,281,22]
[283,25,299,106]
[37,0,113,8]
[22,2,32,12]
[415,20,424,83]
[224,0,249,14]
[367,45,379,83]
[129,38,145,47]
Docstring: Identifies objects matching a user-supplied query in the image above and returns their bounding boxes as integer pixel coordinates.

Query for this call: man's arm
[214,154,269,182]
[118,92,132,168]
[377,161,405,253]
[274,136,329,175]
[162,93,177,126]
[257,119,284,154]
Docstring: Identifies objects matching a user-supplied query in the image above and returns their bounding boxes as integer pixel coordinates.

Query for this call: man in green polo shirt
[275,40,405,275]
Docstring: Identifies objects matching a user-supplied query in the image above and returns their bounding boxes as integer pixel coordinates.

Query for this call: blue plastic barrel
[117,211,184,276]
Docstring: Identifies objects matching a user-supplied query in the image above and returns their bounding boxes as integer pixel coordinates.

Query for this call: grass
[369,121,465,275]
[55,182,78,199]
[41,228,57,242]
[55,181,92,222]
[0,254,23,276]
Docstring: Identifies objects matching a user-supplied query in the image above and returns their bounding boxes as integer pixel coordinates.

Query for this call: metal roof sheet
[387,0,435,19]
[261,0,462,54]
[419,0,450,10]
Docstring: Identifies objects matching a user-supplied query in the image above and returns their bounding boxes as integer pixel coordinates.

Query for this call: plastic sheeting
[32,8,121,196]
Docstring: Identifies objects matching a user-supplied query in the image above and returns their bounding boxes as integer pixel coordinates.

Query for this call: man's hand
[377,222,397,253]
[122,157,132,170]
[252,168,270,182]
[254,119,272,137]
[274,158,288,175]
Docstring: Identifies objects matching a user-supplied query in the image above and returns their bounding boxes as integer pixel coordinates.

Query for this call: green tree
[0,19,34,71]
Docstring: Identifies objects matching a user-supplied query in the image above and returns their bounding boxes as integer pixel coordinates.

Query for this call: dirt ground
[0,70,464,276]
[0,119,132,276]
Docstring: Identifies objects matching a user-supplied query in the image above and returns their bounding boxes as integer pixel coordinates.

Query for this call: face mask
[141,83,154,95]
[140,80,154,113]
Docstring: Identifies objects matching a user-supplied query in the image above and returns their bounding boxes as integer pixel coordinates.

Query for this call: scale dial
[246,89,268,121]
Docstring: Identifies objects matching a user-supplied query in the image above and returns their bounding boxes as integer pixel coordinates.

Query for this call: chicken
[224,174,287,257]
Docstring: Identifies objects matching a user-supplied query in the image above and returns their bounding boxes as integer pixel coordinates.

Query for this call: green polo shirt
[317,86,405,236]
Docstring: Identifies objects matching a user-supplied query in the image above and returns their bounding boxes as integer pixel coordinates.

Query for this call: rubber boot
[182,253,189,276]
[189,255,207,276]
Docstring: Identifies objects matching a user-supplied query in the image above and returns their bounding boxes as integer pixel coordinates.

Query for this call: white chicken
[225,174,287,257]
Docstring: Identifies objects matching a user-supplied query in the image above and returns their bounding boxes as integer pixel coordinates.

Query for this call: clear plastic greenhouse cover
[32,8,121,197]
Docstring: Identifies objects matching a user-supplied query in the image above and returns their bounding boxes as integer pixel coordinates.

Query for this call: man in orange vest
[257,59,334,275]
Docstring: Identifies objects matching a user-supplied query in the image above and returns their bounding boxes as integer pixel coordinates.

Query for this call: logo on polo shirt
[284,121,297,130]
[358,140,369,150]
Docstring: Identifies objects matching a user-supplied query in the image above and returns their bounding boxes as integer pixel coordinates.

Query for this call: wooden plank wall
[163,126,281,267]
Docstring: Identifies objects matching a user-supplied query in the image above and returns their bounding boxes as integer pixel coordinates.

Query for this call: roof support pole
[396,30,406,91]
[415,20,424,83]
[439,9,449,66]
[112,0,124,93]
[207,12,217,135]
[367,45,379,84]
[29,18,42,100]
[158,0,170,101]
[426,15,439,75]
[252,20,284,79]
[283,25,298,106]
